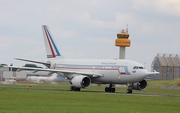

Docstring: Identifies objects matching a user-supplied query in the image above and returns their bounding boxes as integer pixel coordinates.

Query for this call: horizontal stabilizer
[15,58,50,67]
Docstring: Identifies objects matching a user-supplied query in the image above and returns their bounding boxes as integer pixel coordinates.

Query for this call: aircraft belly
[118,75,143,84]
[92,70,120,84]
[92,72,143,84]
[59,68,142,84]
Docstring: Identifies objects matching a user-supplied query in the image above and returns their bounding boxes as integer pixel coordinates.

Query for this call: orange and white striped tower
[115,29,131,59]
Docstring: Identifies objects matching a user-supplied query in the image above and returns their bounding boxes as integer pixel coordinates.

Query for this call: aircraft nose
[139,70,149,79]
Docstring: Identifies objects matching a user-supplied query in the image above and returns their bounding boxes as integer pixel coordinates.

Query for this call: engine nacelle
[71,75,91,88]
[132,80,147,90]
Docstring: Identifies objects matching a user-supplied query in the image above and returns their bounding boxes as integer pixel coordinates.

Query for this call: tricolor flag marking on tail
[42,25,61,58]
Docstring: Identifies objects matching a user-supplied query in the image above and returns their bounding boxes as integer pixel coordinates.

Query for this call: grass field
[0,79,180,113]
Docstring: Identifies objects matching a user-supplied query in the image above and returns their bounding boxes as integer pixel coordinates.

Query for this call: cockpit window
[133,66,138,69]
[133,66,144,69]
[138,67,144,69]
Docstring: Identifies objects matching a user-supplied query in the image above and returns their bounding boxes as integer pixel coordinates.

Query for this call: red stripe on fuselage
[56,66,130,75]
[43,26,56,58]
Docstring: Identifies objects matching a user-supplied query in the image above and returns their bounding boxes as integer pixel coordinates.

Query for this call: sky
[0,0,180,71]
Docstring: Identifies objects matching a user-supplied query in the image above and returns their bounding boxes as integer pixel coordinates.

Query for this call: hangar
[151,53,180,80]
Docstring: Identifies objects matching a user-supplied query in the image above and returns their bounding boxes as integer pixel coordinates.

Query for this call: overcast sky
[0,0,180,71]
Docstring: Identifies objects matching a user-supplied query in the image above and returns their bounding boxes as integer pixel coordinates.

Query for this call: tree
[0,64,8,67]
[24,64,38,68]
[24,64,42,68]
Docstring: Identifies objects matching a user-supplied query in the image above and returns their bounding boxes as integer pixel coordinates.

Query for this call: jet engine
[132,80,147,90]
[71,75,91,88]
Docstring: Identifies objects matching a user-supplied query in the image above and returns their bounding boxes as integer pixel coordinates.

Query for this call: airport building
[0,65,66,83]
[0,66,47,81]
[150,53,180,80]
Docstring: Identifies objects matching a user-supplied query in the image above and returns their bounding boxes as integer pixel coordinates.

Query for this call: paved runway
[1,86,180,98]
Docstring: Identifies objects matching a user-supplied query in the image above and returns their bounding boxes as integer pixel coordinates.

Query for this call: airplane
[3,77,17,84]
[26,73,64,83]
[7,25,159,93]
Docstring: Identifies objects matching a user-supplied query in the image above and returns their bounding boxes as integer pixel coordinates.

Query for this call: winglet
[42,25,65,59]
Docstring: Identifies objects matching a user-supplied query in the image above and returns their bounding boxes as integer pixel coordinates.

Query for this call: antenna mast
[126,24,128,33]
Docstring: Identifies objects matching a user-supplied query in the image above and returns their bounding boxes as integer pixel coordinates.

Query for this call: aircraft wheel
[111,88,115,93]
[75,88,81,91]
[126,89,132,93]
[108,88,112,92]
[105,87,109,92]
[78,88,81,91]
[70,86,74,91]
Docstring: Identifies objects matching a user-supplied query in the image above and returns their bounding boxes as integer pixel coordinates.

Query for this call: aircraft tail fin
[41,25,65,59]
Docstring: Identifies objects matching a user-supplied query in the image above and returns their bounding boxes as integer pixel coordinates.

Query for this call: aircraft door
[118,66,130,80]
[119,67,125,74]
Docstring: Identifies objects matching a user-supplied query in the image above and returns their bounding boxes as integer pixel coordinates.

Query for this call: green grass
[0,80,180,113]
[148,78,180,86]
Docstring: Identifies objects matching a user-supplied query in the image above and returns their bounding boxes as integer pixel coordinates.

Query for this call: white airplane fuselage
[49,58,148,84]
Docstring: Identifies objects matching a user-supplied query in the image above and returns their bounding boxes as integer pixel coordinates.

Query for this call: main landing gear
[105,84,115,93]
[126,85,133,94]
[70,86,81,91]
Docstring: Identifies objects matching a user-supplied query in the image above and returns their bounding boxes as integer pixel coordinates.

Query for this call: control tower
[115,29,131,59]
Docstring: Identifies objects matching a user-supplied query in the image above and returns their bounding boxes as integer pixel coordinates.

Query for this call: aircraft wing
[5,66,104,78]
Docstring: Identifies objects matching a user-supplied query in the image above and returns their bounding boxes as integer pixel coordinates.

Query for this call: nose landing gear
[126,84,132,93]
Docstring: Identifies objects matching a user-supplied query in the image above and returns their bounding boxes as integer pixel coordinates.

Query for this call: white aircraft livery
[11,25,159,93]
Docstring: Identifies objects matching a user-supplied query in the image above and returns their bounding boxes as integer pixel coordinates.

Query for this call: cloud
[132,0,180,17]
[0,0,180,70]
[0,36,12,49]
